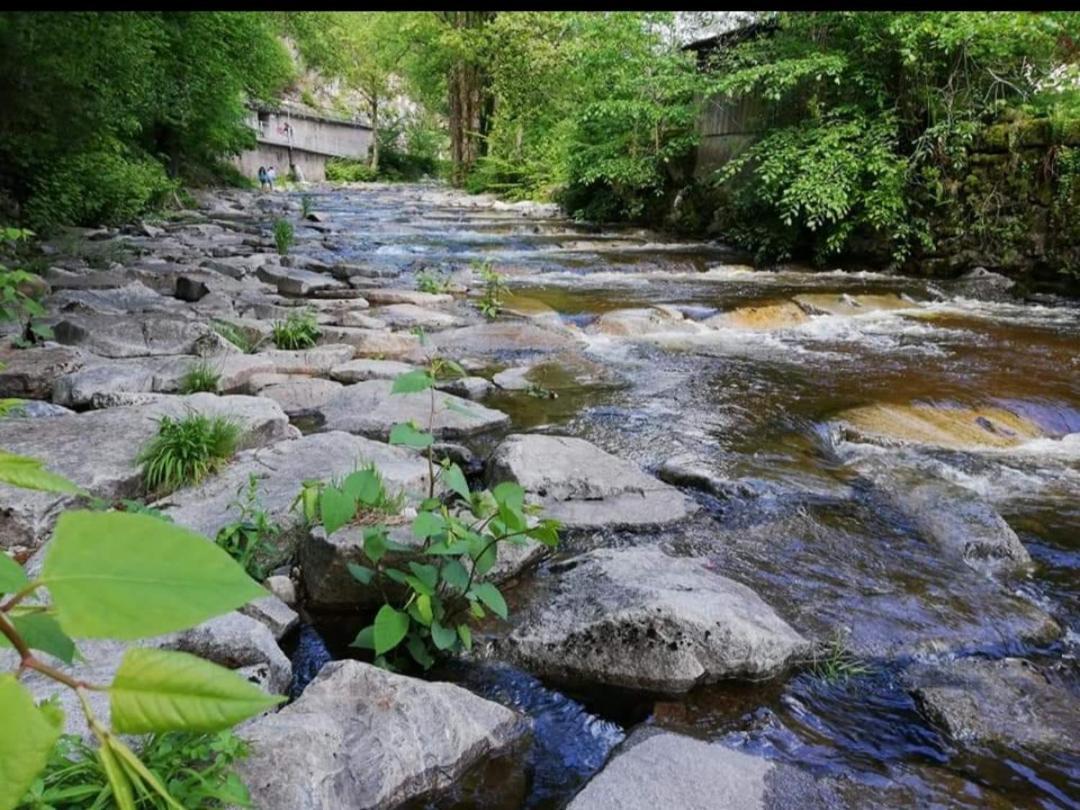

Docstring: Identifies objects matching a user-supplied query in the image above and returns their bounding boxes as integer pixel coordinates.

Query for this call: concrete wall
[234,145,329,183]
[248,110,372,160]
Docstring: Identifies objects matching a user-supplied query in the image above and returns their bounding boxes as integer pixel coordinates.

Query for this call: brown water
[296,184,1080,809]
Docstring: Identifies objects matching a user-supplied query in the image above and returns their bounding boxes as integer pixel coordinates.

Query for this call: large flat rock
[52,312,217,358]
[158,431,430,540]
[237,660,528,810]
[0,394,291,551]
[0,345,87,399]
[318,379,510,441]
[503,548,809,693]
[835,403,1046,450]
[487,434,696,530]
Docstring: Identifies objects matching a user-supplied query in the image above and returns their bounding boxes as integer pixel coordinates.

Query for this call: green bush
[215,475,282,581]
[272,218,294,256]
[271,309,320,350]
[416,269,451,294]
[178,361,221,395]
[138,414,241,493]
[325,158,377,183]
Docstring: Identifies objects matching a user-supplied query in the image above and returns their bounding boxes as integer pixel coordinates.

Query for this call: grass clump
[16,730,251,809]
[178,360,221,394]
[271,309,320,350]
[211,320,261,354]
[300,194,314,219]
[416,268,451,294]
[805,630,874,683]
[139,413,240,493]
[473,259,508,320]
[272,218,294,256]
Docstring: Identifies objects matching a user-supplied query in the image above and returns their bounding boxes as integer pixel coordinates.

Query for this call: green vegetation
[271,309,320,350]
[299,194,314,219]
[138,414,241,493]
[272,218,294,256]
[0,13,292,230]
[415,268,451,295]
[178,361,221,395]
[211,321,261,354]
[215,475,283,581]
[325,159,377,184]
[0,227,52,347]
[296,355,559,669]
[16,731,251,809]
[473,260,508,320]
[805,630,874,683]
[0,450,280,810]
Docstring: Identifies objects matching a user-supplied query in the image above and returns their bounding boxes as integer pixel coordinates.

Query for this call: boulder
[587,306,707,338]
[793,293,911,316]
[318,326,421,359]
[0,394,291,551]
[909,657,1079,752]
[503,547,809,693]
[318,379,510,441]
[363,288,453,306]
[0,345,86,399]
[52,313,213,358]
[835,403,1046,450]
[266,575,297,607]
[704,301,809,331]
[331,358,418,384]
[240,594,300,640]
[432,321,581,361]
[158,431,430,540]
[236,660,528,810]
[369,303,466,330]
[258,378,343,417]
[488,434,696,530]
[436,376,495,400]
[256,264,346,297]
[49,282,175,315]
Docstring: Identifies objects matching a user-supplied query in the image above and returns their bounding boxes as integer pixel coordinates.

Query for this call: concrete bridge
[234,103,373,183]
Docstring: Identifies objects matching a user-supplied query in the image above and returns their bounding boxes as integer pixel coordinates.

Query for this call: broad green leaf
[0,450,84,495]
[373,605,409,655]
[472,582,508,619]
[43,511,266,640]
[425,538,472,556]
[0,613,77,664]
[351,624,375,650]
[343,469,382,506]
[528,520,561,548]
[389,422,434,449]
[470,534,497,575]
[347,563,375,585]
[0,674,61,810]
[404,575,435,597]
[110,648,284,734]
[391,370,433,394]
[470,601,486,619]
[363,528,388,564]
[492,481,525,510]
[407,562,438,591]
[412,511,445,540]
[457,624,473,651]
[416,593,433,625]
[406,634,434,669]
[431,620,457,651]
[384,567,409,585]
[319,486,355,536]
[443,464,470,501]
[0,552,28,593]
[440,559,470,592]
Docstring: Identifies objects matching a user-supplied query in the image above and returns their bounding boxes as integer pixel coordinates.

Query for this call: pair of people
[257,165,277,191]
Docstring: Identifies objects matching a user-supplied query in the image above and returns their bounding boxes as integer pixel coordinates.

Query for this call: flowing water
[292,184,1080,808]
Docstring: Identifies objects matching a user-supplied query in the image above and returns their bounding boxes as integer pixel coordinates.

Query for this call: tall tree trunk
[442,11,495,186]
[369,97,380,173]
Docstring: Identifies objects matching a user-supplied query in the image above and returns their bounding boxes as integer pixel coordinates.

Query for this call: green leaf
[528,520,561,548]
[110,648,284,734]
[0,613,77,664]
[319,486,355,536]
[416,593,433,625]
[350,624,375,650]
[363,527,388,564]
[440,559,470,592]
[443,464,470,501]
[492,481,525,510]
[404,575,435,597]
[343,469,382,506]
[457,624,472,651]
[388,422,434,449]
[407,562,438,591]
[373,605,410,655]
[108,736,184,810]
[0,553,28,594]
[0,450,84,495]
[391,370,433,394]
[431,620,457,651]
[43,511,266,640]
[0,674,61,810]
[469,534,497,575]
[471,582,508,619]
[384,568,409,585]
[347,563,375,585]
[97,737,136,810]
[412,511,445,540]
[406,634,434,669]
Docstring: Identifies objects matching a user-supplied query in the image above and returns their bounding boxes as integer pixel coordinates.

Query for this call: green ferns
[138,414,240,493]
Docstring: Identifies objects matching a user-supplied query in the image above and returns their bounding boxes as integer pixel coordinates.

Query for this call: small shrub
[0,227,52,347]
[216,475,283,581]
[300,194,314,219]
[325,158,377,183]
[271,309,320,350]
[138,413,241,493]
[212,320,261,354]
[178,361,221,394]
[272,218,294,256]
[416,268,451,294]
[472,260,508,320]
[16,730,251,809]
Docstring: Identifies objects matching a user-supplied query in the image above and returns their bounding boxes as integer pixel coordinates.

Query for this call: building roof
[250,99,371,130]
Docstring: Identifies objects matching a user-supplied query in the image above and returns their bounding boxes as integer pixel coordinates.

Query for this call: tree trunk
[370,98,380,173]
[442,11,495,186]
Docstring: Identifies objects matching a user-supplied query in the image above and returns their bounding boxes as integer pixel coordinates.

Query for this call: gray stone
[237,660,528,810]
[3,400,76,419]
[370,303,466,330]
[586,307,707,338]
[491,365,534,391]
[488,434,696,530]
[436,376,495,400]
[50,282,174,316]
[503,547,809,693]
[909,657,1080,752]
[259,377,343,417]
[318,379,510,441]
[317,326,421,359]
[157,431,429,540]
[52,313,213,358]
[257,264,346,297]
[0,394,290,551]
[240,594,300,640]
[363,289,453,306]
[266,575,298,607]
[432,321,581,360]
[330,358,418,384]
[336,311,386,330]
[0,345,86,399]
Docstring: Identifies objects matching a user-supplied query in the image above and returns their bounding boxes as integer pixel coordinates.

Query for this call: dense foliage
[0,12,290,229]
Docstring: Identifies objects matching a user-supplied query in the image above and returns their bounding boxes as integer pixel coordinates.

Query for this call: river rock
[52,312,214,358]
[363,288,453,306]
[0,344,86,399]
[239,594,300,640]
[487,434,696,530]
[236,660,529,810]
[503,548,809,692]
[0,394,291,551]
[319,326,421,359]
[370,303,466,330]
[793,292,911,316]
[909,657,1080,752]
[258,377,343,417]
[158,431,430,539]
[835,403,1046,450]
[432,321,581,360]
[50,281,174,315]
[331,358,418,383]
[318,379,510,440]
[257,263,346,296]
[266,575,298,607]
[587,306,707,338]
[704,301,810,331]
[436,376,495,400]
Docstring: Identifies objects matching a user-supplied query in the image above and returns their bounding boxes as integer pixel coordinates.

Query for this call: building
[234,102,374,183]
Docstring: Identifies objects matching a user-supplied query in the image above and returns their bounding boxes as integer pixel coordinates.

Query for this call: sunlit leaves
[0,450,84,495]
[373,605,410,655]
[388,422,434,449]
[0,554,28,594]
[0,675,61,810]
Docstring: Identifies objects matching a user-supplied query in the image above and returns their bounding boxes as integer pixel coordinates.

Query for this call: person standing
[267,165,277,191]
[257,166,268,191]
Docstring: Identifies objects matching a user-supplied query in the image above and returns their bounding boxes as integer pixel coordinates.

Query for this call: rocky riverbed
[1,182,1078,808]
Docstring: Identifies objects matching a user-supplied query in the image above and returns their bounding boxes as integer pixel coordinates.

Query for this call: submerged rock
[704,301,809,331]
[488,434,696,530]
[237,659,528,810]
[835,403,1046,450]
[587,306,707,337]
[908,657,1080,752]
[793,292,911,316]
[504,547,809,693]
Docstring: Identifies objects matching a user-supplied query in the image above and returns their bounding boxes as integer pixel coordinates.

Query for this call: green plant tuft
[272,218,294,256]
[215,475,283,581]
[416,268,451,295]
[271,309,320,350]
[138,413,241,494]
[211,321,260,354]
[472,260,508,320]
[178,361,221,395]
